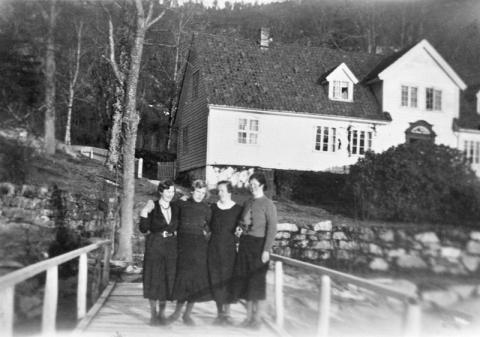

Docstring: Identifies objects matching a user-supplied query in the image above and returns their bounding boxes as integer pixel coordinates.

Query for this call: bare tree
[64,21,83,146]
[42,0,58,154]
[115,0,166,262]
[104,12,128,171]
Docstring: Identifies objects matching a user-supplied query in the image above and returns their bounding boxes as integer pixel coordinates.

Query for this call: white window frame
[330,80,352,102]
[401,85,418,108]
[314,126,337,152]
[237,118,259,145]
[426,87,442,111]
[348,129,373,156]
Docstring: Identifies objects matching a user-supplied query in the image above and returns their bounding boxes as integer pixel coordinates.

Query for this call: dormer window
[332,81,350,100]
[325,63,358,102]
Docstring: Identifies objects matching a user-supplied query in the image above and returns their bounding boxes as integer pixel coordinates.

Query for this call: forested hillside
[1,0,479,147]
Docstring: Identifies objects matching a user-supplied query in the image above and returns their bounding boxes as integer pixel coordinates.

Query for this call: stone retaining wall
[273,220,480,276]
[0,181,119,323]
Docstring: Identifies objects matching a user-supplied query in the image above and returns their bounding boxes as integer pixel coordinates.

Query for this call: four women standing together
[139,173,277,328]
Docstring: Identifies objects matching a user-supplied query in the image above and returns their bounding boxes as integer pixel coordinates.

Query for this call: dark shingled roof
[192,33,389,121]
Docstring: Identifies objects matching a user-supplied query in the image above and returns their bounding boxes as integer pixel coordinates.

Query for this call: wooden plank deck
[75,282,279,337]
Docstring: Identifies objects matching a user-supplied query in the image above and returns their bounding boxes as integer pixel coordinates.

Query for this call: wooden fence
[0,240,111,337]
[270,254,421,337]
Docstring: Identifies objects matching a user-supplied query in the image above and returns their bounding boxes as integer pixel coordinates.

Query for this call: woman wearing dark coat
[139,180,178,326]
[208,180,243,325]
[168,179,212,326]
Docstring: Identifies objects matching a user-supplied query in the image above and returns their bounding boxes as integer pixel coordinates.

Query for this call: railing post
[89,148,93,159]
[403,299,421,337]
[42,266,58,335]
[317,275,331,337]
[77,253,88,320]
[274,261,284,327]
[0,286,14,337]
[137,158,143,178]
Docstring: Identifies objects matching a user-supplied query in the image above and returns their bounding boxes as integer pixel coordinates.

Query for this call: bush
[275,170,352,211]
[0,137,36,184]
[348,141,480,225]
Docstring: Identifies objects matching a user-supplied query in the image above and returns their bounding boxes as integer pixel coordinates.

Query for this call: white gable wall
[206,106,384,172]
[376,44,461,151]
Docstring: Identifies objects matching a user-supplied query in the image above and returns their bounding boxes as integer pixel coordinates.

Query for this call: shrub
[0,137,36,184]
[275,170,352,212]
[348,141,480,225]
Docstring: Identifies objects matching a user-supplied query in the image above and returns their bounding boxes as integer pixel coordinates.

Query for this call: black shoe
[183,315,195,326]
[149,316,159,326]
[212,316,224,326]
[239,318,253,328]
[222,316,234,326]
[166,312,181,325]
[157,315,167,326]
[248,319,261,330]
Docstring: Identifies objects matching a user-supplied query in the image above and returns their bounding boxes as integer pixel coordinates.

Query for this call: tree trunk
[64,21,83,146]
[106,84,124,170]
[44,0,56,154]
[114,10,147,262]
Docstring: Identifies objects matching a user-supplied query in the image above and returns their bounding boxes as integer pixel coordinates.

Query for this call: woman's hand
[261,251,270,263]
[140,200,155,218]
[234,226,243,237]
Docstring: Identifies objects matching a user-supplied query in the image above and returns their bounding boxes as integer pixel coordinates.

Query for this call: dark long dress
[207,203,243,304]
[139,201,178,300]
[171,199,212,302]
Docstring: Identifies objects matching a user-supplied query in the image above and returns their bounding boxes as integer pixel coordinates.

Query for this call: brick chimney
[260,27,271,50]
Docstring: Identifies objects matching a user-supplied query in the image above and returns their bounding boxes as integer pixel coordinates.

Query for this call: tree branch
[107,14,124,84]
[146,10,165,30]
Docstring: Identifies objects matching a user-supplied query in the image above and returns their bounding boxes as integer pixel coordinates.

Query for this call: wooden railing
[0,240,111,337]
[271,254,421,337]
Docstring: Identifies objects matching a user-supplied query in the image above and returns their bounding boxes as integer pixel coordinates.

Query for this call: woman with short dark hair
[168,179,212,325]
[234,172,277,329]
[208,180,243,325]
[139,180,178,325]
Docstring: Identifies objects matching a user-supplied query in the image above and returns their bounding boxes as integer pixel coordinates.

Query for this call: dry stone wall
[0,181,119,323]
[273,221,480,276]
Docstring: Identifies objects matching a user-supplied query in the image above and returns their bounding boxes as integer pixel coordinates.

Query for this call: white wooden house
[172,33,480,188]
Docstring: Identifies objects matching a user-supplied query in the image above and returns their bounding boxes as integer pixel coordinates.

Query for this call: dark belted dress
[139,201,178,301]
[207,203,243,304]
[171,199,212,302]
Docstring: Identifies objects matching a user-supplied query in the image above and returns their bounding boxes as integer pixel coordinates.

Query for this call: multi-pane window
[182,126,189,154]
[401,85,418,108]
[332,81,350,100]
[315,126,337,152]
[426,88,442,111]
[192,70,199,99]
[348,129,373,155]
[238,118,259,144]
[464,140,480,164]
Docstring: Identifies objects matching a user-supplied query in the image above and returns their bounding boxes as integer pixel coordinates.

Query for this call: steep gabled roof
[365,39,467,90]
[192,33,388,121]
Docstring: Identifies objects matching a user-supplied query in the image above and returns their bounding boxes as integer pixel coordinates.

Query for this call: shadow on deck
[74,282,279,337]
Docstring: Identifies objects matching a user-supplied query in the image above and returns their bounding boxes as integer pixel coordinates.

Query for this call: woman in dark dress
[234,172,277,329]
[208,180,243,325]
[168,180,212,325]
[139,180,178,326]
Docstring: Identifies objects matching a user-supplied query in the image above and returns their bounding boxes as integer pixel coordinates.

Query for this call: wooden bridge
[0,240,421,337]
